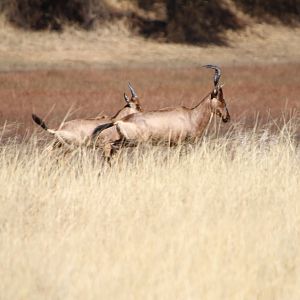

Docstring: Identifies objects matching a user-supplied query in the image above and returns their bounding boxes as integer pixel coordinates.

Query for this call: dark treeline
[166,0,242,45]
[1,0,299,44]
[166,0,299,44]
[2,0,110,31]
[234,0,300,18]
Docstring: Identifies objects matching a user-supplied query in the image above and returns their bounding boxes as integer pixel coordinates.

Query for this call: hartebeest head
[111,82,142,121]
[204,65,230,123]
[123,82,142,111]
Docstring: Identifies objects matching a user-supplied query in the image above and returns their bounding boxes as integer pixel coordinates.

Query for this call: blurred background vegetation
[0,0,299,44]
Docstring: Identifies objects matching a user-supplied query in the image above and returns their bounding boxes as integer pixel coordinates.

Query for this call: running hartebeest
[32,83,142,150]
[93,65,230,159]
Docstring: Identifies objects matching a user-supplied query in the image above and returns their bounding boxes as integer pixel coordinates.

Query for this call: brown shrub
[234,0,300,22]
[137,0,166,10]
[137,0,156,10]
[166,0,243,45]
[4,0,110,31]
[138,0,299,44]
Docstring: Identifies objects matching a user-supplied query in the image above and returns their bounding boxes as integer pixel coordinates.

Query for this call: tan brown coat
[32,83,142,148]
[93,65,230,158]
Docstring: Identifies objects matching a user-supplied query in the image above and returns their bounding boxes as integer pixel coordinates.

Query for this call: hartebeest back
[93,65,230,158]
[32,83,142,148]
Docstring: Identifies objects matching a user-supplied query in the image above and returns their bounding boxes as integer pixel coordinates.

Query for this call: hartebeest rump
[32,83,142,148]
[93,65,230,158]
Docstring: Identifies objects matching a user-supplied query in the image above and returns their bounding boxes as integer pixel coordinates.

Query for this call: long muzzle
[222,108,230,123]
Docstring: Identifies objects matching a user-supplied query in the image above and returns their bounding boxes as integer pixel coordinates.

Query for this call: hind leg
[103,143,113,166]
[51,140,63,150]
[43,140,62,155]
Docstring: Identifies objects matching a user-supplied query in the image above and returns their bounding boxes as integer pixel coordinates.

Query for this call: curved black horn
[128,82,137,98]
[203,65,221,87]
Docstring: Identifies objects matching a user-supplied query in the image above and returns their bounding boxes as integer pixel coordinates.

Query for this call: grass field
[0,118,300,299]
[0,16,300,299]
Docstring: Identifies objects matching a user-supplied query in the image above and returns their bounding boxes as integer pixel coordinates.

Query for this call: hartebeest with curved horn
[93,65,230,159]
[32,83,142,149]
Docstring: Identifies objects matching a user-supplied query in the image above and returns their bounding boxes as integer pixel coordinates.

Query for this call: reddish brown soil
[0,64,299,136]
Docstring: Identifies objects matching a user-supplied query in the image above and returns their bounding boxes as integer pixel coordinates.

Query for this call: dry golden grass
[0,9,300,298]
[0,117,300,299]
[0,15,299,71]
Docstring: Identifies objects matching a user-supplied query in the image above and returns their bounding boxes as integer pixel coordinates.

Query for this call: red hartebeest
[32,83,142,150]
[93,65,230,159]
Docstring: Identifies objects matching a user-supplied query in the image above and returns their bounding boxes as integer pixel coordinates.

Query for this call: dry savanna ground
[1,63,300,138]
[0,19,300,300]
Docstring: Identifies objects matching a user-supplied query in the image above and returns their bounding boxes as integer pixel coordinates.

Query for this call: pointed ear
[124,93,130,103]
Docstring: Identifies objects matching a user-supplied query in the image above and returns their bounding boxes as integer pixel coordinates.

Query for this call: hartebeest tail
[93,122,114,135]
[32,114,56,133]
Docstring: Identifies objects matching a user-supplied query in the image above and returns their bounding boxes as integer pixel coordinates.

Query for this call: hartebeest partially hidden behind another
[93,65,230,159]
[32,83,142,149]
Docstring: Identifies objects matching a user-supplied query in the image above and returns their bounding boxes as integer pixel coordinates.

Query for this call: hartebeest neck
[112,106,132,121]
[191,97,212,133]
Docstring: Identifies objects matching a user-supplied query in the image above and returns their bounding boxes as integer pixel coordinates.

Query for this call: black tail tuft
[92,122,114,136]
[32,114,48,131]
